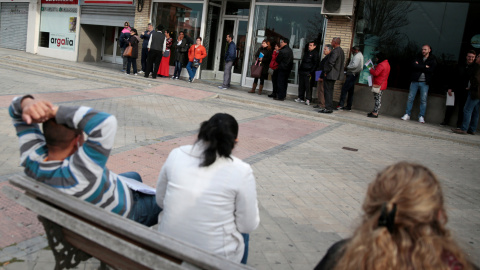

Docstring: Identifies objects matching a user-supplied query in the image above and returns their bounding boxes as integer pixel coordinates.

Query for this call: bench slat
[6,174,254,270]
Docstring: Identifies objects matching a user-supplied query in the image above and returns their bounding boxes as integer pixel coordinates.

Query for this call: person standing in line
[186,37,207,83]
[157,31,173,78]
[320,37,345,113]
[249,40,272,95]
[218,34,236,90]
[267,43,280,98]
[441,50,477,127]
[125,28,140,76]
[337,46,364,111]
[401,44,437,123]
[144,24,166,79]
[139,23,153,74]
[367,52,391,118]
[295,41,319,106]
[313,45,333,110]
[452,54,480,135]
[172,31,188,80]
[274,38,294,101]
[119,22,131,72]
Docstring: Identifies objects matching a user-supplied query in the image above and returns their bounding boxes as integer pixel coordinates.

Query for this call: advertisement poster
[40,4,78,51]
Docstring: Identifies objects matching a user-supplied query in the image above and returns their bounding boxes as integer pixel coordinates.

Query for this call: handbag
[163,50,170,57]
[123,44,132,57]
[371,85,381,93]
[250,59,262,78]
[193,58,200,68]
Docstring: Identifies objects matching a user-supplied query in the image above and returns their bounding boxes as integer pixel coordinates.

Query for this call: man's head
[179,31,184,39]
[147,23,153,31]
[279,38,289,48]
[156,24,164,31]
[352,46,360,54]
[331,37,341,48]
[422,45,431,58]
[466,50,476,65]
[196,37,202,45]
[226,34,233,43]
[308,41,317,52]
[324,44,333,55]
[43,119,84,159]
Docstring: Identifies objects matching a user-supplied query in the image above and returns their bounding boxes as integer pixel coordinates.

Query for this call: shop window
[249,5,325,84]
[354,0,480,94]
[225,2,250,16]
[152,3,203,66]
[38,5,77,50]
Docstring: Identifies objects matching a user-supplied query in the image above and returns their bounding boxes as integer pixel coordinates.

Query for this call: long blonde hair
[335,162,472,270]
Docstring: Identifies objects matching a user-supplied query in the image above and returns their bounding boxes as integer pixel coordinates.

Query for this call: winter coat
[411,54,437,85]
[299,49,319,75]
[369,60,391,90]
[188,45,207,63]
[269,50,279,70]
[140,30,152,49]
[119,32,131,49]
[174,38,189,63]
[127,35,140,59]
[317,54,332,80]
[225,41,236,63]
[276,45,294,71]
[324,46,345,81]
[254,47,272,76]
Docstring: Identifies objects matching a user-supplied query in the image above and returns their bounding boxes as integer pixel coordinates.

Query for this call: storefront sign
[40,4,78,51]
[81,0,133,5]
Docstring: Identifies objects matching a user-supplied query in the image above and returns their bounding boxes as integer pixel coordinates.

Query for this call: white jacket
[156,143,260,262]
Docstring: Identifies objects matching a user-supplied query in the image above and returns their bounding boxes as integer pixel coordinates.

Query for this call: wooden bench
[3,174,254,270]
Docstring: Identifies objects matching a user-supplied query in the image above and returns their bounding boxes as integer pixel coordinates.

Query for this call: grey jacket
[324,46,345,80]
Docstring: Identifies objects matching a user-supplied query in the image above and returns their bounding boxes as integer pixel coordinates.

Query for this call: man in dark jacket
[139,23,153,74]
[313,45,333,110]
[442,50,477,127]
[320,37,345,113]
[452,55,480,135]
[144,24,166,79]
[219,34,236,89]
[295,41,319,105]
[401,44,437,123]
[274,38,294,101]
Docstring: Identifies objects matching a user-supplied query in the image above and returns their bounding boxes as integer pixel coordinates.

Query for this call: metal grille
[80,5,135,27]
[0,3,29,51]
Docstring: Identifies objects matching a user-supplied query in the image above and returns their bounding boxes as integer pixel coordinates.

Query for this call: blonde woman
[315,162,477,270]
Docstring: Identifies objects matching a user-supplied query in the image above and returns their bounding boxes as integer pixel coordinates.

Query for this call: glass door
[217,18,248,83]
[102,26,123,63]
[200,3,222,80]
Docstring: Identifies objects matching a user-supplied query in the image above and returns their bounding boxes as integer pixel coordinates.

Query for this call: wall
[77,24,103,62]
[134,0,152,67]
[323,16,354,101]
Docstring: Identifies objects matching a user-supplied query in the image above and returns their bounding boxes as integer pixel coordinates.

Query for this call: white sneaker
[305,100,310,106]
[134,73,138,76]
[294,98,304,103]
[401,114,410,121]
[419,116,425,123]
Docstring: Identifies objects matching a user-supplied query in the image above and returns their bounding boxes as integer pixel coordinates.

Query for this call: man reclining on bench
[9,95,161,226]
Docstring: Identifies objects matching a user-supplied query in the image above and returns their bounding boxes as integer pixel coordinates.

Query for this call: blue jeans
[241,233,249,264]
[461,93,480,132]
[119,172,162,227]
[405,82,429,117]
[186,61,199,80]
[173,61,183,78]
[339,73,357,109]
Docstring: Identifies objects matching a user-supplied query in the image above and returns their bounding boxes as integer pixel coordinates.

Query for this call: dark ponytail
[197,113,239,167]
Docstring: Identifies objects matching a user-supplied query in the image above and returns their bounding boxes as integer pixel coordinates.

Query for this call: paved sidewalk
[0,48,479,269]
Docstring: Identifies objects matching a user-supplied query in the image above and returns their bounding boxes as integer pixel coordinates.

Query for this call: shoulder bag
[250,59,262,78]
[371,73,386,94]
[123,44,133,57]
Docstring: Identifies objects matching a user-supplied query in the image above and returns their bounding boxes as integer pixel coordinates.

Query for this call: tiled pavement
[0,48,479,269]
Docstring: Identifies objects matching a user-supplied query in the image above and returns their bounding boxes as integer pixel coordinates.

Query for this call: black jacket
[173,38,189,63]
[448,61,476,93]
[127,35,140,59]
[299,49,319,75]
[317,54,331,79]
[471,64,480,100]
[255,47,272,76]
[119,32,131,49]
[411,54,437,85]
[276,45,294,71]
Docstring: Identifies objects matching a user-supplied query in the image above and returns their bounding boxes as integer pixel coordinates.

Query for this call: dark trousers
[253,76,265,85]
[173,61,182,78]
[276,69,290,99]
[126,57,137,74]
[324,79,336,110]
[271,70,279,97]
[298,72,310,100]
[141,48,148,72]
[443,90,468,128]
[145,49,163,78]
[338,73,357,109]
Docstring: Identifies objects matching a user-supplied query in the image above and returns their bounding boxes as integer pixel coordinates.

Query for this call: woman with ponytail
[315,162,477,270]
[156,113,260,264]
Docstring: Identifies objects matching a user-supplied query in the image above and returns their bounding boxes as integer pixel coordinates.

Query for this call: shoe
[171,76,175,79]
[268,94,276,98]
[294,98,304,103]
[218,86,228,89]
[313,105,321,108]
[336,106,343,110]
[305,100,310,106]
[175,77,179,80]
[138,71,144,74]
[273,97,284,101]
[134,73,138,76]
[121,69,125,72]
[401,114,410,121]
[125,73,129,75]
[440,121,447,126]
[152,77,157,79]
[418,116,425,123]
[319,109,333,114]
[467,130,475,135]
[452,128,467,134]
[144,75,149,78]
[367,112,378,118]
[188,79,192,83]
[344,107,352,111]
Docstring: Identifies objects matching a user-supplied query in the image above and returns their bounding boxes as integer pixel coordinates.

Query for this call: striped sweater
[9,97,134,217]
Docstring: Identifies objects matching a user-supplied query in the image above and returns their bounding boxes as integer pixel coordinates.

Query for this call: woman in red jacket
[186,37,207,83]
[267,43,280,98]
[368,52,391,118]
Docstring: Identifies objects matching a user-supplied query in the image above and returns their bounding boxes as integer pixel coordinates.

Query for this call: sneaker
[175,77,179,80]
[336,106,343,110]
[138,71,144,74]
[188,79,192,83]
[418,116,425,123]
[134,73,138,76]
[294,98,304,103]
[319,109,333,114]
[218,86,228,89]
[305,100,310,106]
[121,69,125,72]
[344,107,352,111]
[401,114,410,121]
[171,76,175,79]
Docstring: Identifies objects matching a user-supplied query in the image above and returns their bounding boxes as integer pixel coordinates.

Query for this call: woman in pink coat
[368,52,391,118]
